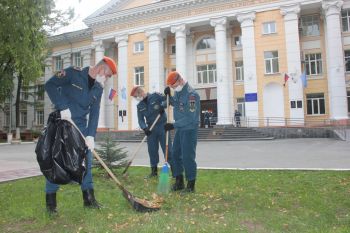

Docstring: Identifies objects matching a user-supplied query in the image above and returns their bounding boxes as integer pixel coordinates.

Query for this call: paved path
[0,138,349,182]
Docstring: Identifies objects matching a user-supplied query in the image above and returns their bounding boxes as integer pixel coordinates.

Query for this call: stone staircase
[115,126,273,142]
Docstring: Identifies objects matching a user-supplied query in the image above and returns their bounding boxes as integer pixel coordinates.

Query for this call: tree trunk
[15,73,23,128]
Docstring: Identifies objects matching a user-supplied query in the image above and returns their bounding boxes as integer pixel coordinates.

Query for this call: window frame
[37,84,45,101]
[54,56,63,71]
[196,37,216,50]
[19,110,27,127]
[341,9,350,32]
[262,21,276,35]
[344,50,350,72]
[72,52,83,67]
[306,93,325,115]
[134,41,144,53]
[235,61,244,81]
[305,53,323,76]
[196,64,217,84]
[234,36,242,47]
[300,15,320,37]
[134,66,144,86]
[237,98,246,117]
[35,109,44,125]
[264,51,279,74]
[170,44,176,54]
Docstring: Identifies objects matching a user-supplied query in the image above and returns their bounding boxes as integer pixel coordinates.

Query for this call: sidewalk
[0,168,41,183]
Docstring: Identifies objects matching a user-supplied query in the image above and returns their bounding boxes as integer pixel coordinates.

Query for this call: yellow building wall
[231,25,244,109]
[51,40,92,54]
[254,10,288,123]
[127,33,149,129]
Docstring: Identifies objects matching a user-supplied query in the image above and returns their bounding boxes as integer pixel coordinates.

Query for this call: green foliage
[94,133,128,169]
[0,0,74,104]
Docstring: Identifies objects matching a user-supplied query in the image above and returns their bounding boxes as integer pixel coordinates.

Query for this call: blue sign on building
[245,93,258,102]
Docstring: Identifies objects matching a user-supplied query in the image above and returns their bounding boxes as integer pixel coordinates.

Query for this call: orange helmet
[130,86,139,96]
[166,71,181,86]
[102,56,117,75]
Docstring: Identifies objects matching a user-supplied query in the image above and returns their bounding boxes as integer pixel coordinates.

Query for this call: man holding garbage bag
[44,56,117,214]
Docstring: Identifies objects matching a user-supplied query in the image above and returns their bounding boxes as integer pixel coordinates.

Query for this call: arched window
[196,37,216,50]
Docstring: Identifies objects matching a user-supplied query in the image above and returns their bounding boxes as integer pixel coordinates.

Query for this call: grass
[0,168,350,233]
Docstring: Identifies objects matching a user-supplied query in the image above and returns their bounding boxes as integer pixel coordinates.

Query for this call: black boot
[172,175,185,191]
[82,189,101,209]
[184,180,196,193]
[46,193,57,214]
[145,166,158,179]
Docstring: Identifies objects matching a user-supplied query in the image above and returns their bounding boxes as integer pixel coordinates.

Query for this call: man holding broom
[130,86,172,178]
[163,71,200,193]
[44,56,117,214]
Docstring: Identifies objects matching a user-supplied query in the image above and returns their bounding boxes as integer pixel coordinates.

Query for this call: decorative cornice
[48,28,92,46]
[280,4,300,21]
[51,44,94,57]
[322,0,343,17]
[171,24,189,38]
[145,28,163,40]
[236,12,256,28]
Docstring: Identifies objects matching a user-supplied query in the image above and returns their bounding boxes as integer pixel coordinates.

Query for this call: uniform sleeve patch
[189,95,196,112]
[73,66,82,71]
[55,70,66,78]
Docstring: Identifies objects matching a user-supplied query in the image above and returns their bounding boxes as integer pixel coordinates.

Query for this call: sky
[54,0,112,35]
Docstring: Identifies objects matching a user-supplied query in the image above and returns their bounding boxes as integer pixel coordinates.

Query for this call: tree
[94,133,128,169]
[0,0,74,128]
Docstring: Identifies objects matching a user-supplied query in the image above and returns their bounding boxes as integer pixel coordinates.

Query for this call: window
[345,50,350,72]
[197,64,217,84]
[263,22,276,34]
[305,53,322,75]
[134,42,144,53]
[134,67,144,86]
[291,100,303,109]
[234,36,242,46]
[196,37,216,50]
[21,86,29,101]
[54,56,63,71]
[19,111,27,127]
[37,85,44,101]
[72,52,83,67]
[4,111,10,127]
[264,51,279,74]
[35,110,44,125]
[235,61,244,81]
[171,45,176,54]
[342,10,350,32]
[300,15,320,36]
[347,91,350,113]
[306,93,325,115]
[237,98,245,117]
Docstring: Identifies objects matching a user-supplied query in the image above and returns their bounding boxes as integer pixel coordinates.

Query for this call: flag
[283,73,290,86]
[300,70,307,88]
[108,88,117,101]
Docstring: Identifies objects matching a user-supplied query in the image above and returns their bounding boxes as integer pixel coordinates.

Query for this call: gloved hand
[159,108,165,115]
[96,75,106,88]
[60,108,72,121]
[164,123,174,131]
[86,136,95,150]
[164,87,171,96]
[143,128,152,136]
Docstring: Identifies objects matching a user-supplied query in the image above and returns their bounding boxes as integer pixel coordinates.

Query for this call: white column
[93,40,106,128]
[281,4,305,124]
[115,35,129,130]
[44,57,54,124]
[322,0,348,120]
[81,49,92,67]
[171,24,187,76]
[146,28,165,92]
[210,17,232,125]
[61,53,71,68]
[237,12,259,126]
[104,44,115,129]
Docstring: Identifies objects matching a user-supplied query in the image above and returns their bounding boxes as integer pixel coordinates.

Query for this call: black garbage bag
[35,111,88,185]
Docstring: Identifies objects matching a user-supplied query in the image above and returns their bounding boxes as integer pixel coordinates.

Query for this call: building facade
[1,0,350,132]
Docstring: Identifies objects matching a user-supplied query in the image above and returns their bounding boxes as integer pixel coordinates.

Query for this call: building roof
[48,28,92,46]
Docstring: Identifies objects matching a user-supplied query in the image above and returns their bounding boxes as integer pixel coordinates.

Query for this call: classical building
[1,0,350,132]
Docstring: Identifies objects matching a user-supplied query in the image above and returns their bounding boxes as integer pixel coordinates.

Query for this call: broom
[157,94,171,195]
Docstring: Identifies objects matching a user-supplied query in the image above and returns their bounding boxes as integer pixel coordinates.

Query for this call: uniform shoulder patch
[189,94,196,112]
[73,66,82,71]
[55,69,66,78]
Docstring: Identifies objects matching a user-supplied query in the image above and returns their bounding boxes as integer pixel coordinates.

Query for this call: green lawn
[0,168,349,233]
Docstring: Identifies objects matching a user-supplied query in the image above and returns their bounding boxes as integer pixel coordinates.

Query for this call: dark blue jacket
[137,92,167,130]
[45,66,103,137]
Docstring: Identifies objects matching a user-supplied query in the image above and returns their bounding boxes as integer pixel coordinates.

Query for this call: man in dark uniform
[234,109,242,127]
[44,56,117,214]
[130,86,172,178]
[163,71,200,193]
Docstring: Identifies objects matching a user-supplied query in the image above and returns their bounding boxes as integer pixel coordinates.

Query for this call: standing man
[234,109,242,127]
[163,71,200,193]
[130,86,171,178]
[44,56,117,214]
